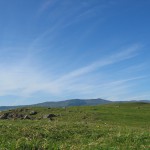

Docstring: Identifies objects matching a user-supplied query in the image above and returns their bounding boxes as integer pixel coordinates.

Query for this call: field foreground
[0,102,149,150]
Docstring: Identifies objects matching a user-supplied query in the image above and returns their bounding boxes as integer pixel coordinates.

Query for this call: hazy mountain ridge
[0,98,149,111]
[33,98,111,107]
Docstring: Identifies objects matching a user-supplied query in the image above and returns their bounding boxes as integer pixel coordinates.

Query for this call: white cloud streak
[0,44,142,101]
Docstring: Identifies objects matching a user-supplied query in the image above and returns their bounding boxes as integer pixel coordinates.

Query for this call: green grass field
[0,102,149,150]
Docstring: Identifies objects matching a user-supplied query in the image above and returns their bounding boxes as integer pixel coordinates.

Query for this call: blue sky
[0,0,150,105]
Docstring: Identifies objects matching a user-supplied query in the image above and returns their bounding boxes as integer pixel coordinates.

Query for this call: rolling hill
[0,98,111,111]
[0,98,149,111]
[33,98,111,107]
[0,102,149,149]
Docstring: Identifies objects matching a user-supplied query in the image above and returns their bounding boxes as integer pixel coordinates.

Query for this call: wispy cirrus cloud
[0,0,150,106]
[1,42,150,106]
[33,0,110,49]
[38,0,60,14]
[55,44,139,80]
[0,44,141,100]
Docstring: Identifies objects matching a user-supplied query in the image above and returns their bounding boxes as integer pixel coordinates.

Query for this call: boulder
[30,111,37,115]
[43,114,56,119]
[0,113,9,119]
[24,115,31,119]
[7,113,14,118]
[7,113,25,119]
[16,114,24,119]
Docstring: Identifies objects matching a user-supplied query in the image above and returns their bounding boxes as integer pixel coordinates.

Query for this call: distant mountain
[33,98,111,107]
[0,99,149,111]
[0,106,21,111]
[131,100,150,103]
[0,98,111,111]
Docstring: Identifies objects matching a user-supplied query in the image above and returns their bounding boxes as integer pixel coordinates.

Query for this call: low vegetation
[0,102,149,149]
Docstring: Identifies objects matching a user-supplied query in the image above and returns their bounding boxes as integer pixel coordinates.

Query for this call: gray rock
[24,115,31,119]
[8,113,24,119]
[17,114,24,119]
[7,113,14,118]
[43,114,56,119]
[0,113,9,119]
[30,111,37,115]
[0,111,32,120]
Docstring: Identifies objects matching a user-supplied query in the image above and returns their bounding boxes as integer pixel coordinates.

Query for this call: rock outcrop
[43,114,56,120]
[0,108,57,120]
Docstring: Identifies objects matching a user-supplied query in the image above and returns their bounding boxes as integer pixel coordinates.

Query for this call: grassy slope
[0,102,149,150]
